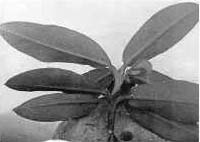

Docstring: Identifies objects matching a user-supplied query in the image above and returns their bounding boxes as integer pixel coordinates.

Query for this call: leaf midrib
[9,84,105,94]
[96,71,112,82]
[30,101,98,108]
[124,7,197,66]
[130,99,198,105]
[0,27,107,66]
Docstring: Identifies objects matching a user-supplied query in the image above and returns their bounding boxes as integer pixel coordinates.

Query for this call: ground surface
[53,102,171,142]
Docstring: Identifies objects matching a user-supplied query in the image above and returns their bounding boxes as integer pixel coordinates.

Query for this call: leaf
[126,107,198,142]
[128,80,198,124]
[0,22,111,68]
[128,70,172,84]
[123,2,199,67]
[145,70,172,83]
[6,68,105,94]
[83,68,114,89]
[126,60,153,84]
[127,60,152,75]
[13,93,98,122]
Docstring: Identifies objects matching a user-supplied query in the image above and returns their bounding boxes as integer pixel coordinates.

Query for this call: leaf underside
[123,2,199,67]
[14,93,98,122]
[0,22,111,68]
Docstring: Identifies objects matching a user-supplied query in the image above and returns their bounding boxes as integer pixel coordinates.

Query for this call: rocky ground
[53,102,171,142]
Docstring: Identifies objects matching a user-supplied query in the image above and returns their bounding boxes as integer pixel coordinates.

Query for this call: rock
[53,101,170,142]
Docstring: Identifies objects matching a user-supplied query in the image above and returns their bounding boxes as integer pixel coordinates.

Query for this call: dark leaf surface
[14,93,98,122]
[0,22,111,68]
[126,108,198,142]
[83,68,113,89]
[128,80,198,124]
[123,2,199,67]
[6,68,105,94]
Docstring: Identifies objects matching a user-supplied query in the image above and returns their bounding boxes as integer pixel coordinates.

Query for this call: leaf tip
[13,104,35,121]
[5,78,13,89]
[5,78,19,90]
[13,105,24,118]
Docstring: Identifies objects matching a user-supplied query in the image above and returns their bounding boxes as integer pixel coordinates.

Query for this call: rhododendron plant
[0,2,198,142]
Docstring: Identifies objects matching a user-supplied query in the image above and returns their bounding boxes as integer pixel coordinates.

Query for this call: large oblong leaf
[6,68,105,94]
[126,107,198,142]
[123,2,199,67]
[128,80,198,124]
[0,22,111,68]
[14,93,98,122]
[83,68,114,89]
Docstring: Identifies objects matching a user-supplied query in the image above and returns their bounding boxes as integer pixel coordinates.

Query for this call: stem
[107,95,130,142]
[109,65,119,95]
[110,64,127,96]
[110,95,135,135]
[107,64,131,142]
[118,64,126,75]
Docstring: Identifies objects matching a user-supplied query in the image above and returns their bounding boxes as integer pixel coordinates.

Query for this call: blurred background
[0,0,198,141]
